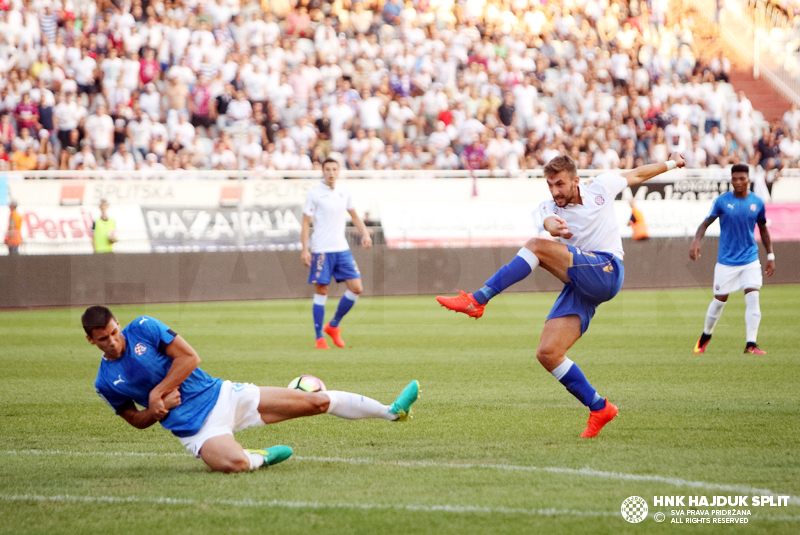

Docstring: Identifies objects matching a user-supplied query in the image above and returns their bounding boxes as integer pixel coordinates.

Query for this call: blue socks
[472,285,498,305]
[551,357,606,411]
[474,247,539,305]
[313,294,327,339]
[330,290,359,328]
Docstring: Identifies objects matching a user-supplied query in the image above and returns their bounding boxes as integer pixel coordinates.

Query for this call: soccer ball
[287,375,326,392]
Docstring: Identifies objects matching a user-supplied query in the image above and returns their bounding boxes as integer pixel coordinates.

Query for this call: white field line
[4,449,800,508]
[2,494,799,522]
[0,493,613,517]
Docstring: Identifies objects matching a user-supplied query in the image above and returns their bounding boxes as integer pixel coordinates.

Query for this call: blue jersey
[708,191,766,266]
[94,316,223,438]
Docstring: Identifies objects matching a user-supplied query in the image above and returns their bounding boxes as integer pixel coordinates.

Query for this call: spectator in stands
[701,125,726,166]
[11,145,37,171]
[85,105,115,165]
[756,129,781,170]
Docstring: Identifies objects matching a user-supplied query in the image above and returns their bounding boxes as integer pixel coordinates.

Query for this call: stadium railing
[0,168,779,181]
[688,0,800,106]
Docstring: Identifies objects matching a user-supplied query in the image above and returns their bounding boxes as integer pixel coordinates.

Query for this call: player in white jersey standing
[302,158,372,349]
[437,154,685,438]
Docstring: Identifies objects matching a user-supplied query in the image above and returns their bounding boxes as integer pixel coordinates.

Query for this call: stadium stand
[0,0,797,175]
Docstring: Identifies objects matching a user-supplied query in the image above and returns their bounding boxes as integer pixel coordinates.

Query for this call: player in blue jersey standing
[301,157,372,349]
[437,153,685,438]
[690,164,775,355]
[84,306,418,473]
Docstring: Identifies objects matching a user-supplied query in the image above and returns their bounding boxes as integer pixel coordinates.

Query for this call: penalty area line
[4,450,799,507]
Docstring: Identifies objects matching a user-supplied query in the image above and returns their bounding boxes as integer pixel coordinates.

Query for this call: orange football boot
[324,323,345,348]
[580,400,618,438]
[436,290,485,318]
[315,337,330,349]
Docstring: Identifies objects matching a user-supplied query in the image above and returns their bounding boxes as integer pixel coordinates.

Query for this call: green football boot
[244,445,294,467]
[388,380,420,422]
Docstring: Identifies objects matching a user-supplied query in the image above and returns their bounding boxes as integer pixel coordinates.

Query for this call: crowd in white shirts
[0,0,795,177]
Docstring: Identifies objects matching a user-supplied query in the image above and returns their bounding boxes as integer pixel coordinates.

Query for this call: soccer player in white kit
[437,153,686,438]
[301,158,373,349]
[689,164,775,355]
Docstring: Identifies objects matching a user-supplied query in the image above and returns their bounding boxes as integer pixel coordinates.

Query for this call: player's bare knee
[315,285,329,296]
[536,347,560,370]
[350,283,363,295]
[525,238,546,257]
[715,294,729,302]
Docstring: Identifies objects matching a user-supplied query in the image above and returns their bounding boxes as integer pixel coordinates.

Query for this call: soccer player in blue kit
[85,306,419,473]
[437,153,685,438]
[690,164,775,355]
[301,157,372,349]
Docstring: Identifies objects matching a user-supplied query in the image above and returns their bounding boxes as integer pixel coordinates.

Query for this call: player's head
[322,157,340,186]
[544,155,580,208]
[82,306,126,359]
[730,163,750,196]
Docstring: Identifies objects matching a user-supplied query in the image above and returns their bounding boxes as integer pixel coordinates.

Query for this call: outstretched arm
[690,216,718,260]
[621,152,685,186]
[758,220,775,276]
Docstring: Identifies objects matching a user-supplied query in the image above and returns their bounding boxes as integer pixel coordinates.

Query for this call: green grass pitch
[1,286,799,534]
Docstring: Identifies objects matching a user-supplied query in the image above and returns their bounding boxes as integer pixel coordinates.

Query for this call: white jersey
[536,173,628,260]
[303,181,355,253]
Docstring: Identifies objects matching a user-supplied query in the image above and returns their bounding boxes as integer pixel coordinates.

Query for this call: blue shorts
[547,246,625,335]
[308,250,361,285]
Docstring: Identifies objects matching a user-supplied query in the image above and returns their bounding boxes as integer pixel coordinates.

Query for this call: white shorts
[713,260,763,295]
[179,380,264,458]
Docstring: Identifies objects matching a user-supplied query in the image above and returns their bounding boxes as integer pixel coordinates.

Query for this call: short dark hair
[543,155,577,179]
[731,163,749,175]
[82,306,115,337]
[322,157,340,167]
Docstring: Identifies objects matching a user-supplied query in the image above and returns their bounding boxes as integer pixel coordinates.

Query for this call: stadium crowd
[0,0,796,176]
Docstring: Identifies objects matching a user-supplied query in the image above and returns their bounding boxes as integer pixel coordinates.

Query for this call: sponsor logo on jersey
[134,343,147,355]
[139,317,149,325]
[727,204,734,210]
[750,204,756,211]
[595,196,605,205]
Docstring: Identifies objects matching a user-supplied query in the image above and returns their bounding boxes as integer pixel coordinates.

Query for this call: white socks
[518,246,540,270]
[324,391,394,420]
[313,294,328,306]
[247,452,265,470]
[343,290,359,302]
[704,298,726,334]
[744,291,761,343]
[550,357,574,380]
